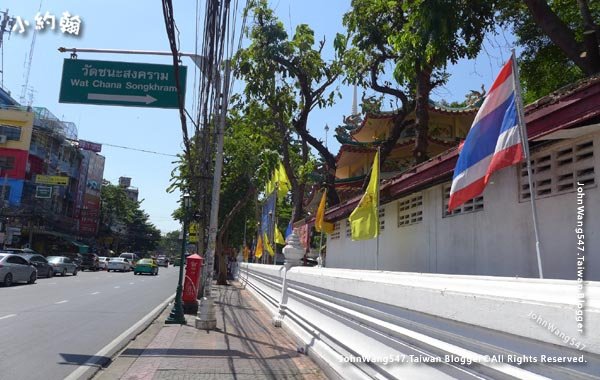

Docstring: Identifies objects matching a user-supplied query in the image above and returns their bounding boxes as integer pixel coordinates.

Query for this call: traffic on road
[1,249,171,287]
[0,251,178,380]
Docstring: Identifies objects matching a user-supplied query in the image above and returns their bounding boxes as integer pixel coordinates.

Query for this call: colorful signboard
[77,151,105,236]
[188,222,198,243]
[79,139,102,152]
[35,175,69,186]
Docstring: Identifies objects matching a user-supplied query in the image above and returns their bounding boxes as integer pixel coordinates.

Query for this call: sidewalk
[94,282,328,380]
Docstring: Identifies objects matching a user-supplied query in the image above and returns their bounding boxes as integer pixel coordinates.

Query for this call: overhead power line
[64,136,178,157]
[97,142,178,157]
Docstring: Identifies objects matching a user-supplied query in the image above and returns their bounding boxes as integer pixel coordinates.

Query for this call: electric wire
[91,142,177,157]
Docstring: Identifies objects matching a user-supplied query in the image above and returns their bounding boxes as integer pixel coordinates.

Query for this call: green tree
[499,0,600,102]
[344,0,495,164]
[99,183,160,254]
[214,99,312,282]
[120,208,161,254]
[157,230,180,260]
[235,0,346,210]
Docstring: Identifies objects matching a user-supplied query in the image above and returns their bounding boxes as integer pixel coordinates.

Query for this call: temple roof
[346,100,479,141]
[334,135,457,165]
[317,74,600,224]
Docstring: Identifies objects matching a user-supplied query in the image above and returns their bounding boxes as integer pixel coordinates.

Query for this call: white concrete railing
[239,263,600,380]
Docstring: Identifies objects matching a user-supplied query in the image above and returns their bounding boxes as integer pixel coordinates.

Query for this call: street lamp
[165,193,192,325]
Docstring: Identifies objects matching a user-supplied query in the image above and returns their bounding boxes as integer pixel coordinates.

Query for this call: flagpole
[376,147,380,271]
[511,50,544,279]
[318,189,326,267]
[318,230,324,267]
[273,183,278,265]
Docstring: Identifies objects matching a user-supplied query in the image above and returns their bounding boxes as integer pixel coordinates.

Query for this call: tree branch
[523,0,596,74]
[370,60,409,111]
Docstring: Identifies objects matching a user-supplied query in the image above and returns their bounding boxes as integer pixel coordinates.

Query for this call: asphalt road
[0,265,179,380]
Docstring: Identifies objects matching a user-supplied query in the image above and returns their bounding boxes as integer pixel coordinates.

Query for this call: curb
[64,293,175,380]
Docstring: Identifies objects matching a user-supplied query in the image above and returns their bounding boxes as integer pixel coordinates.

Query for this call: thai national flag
[448,57,525,211]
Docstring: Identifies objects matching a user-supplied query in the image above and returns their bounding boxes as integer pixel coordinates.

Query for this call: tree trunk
[216,237,228,285]
[363,112,411,191]
[293,125,340,206]
[523,0,597,74]
[287,146,306,224]
[414,66,432,164]
[215,181,256,285]
[576,0,600,73]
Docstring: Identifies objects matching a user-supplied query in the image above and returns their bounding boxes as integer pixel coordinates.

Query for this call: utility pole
[196,60,231,330]
[0,9,15,88]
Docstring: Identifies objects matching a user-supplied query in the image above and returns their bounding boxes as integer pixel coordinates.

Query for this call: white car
[107,258,132,272]
[0,253,37,286]
[98,257,110,270]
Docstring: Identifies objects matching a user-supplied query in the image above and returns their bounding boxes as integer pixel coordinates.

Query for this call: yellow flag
[349,151,379,240]
[276,162,291,200]
[315,189,334,234]
[254,235,263,259]
[275,226,286,245]
[265,176,275,195]
[243,246,250,261]
[263,232,275,257]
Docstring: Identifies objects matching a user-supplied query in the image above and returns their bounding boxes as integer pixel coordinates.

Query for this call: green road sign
[59,59,187,109]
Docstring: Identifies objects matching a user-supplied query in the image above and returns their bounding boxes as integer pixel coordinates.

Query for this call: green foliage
[217,102,295,248]
[498,0,599,102]
[100,184,136,226]
[157,230,180,258]
[343,0,404,88]
[99,184,160,253]
[235,0,344,212]
[344,0,496,91]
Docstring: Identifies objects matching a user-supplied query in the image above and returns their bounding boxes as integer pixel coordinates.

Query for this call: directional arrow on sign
[87,93,157,104]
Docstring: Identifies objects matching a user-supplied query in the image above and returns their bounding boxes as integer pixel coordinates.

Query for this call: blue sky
[1,1,515,234]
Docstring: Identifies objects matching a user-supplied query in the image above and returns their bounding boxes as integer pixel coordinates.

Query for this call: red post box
[182,254,203,314]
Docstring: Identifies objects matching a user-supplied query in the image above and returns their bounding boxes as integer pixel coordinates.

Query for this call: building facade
[0,88,105,251]
[322,76,600,280]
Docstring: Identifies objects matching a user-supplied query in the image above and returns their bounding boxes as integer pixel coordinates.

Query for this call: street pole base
[273,304,286,328]
[165,308,187,325]
[195,297,217,330]
[273,314,284,328]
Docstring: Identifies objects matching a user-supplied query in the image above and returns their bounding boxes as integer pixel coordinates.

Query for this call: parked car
[134,258,159,275]
[0,253,37,286]
[21,253,54,278]
[1,248,38,254]
[98,257,110,271]
[61,253,83,270]
[81,253,100,271]
[107,258,132,272]
[119,252,140,266]
[47,256,78,276]
[156,256,169,267]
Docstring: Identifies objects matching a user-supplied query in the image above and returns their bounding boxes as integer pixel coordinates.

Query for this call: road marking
[64,293,175,380]
[0,314,16,320]
[47,282,57,285]
[91,292,100,295]
[55,300,68,304]
[129,282,134,285]
[114,286,120,289]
